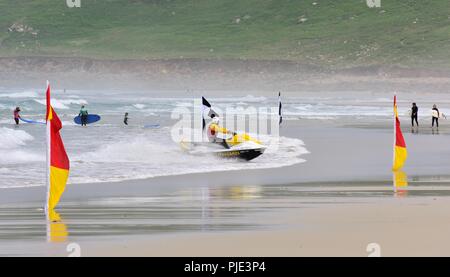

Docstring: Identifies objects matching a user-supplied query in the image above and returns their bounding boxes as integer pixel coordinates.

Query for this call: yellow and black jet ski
[180,132,266,161]
[213,133,266,161]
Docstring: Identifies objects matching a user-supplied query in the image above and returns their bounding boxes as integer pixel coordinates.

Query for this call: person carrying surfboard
[411,103,419,127]
[13,107,21,125]
[79,105,89,126]
[432,104,440,128]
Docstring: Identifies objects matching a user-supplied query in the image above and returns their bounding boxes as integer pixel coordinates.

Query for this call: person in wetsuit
[124,112,129,125]
[432,104,440,128]
[13,107,21,125]
[411,103,418,127]
[79,105,88,126]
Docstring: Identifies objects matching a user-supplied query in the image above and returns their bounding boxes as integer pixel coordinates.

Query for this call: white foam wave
[61,121,77,126]
[240,95,267,102]
[0,91,39,98]
[0,150,44,164]
[0,127,34,149]
[68,133,308,184]
[34,98,88,109]
[133,104,146,109]
[0,128,44,164]
[214,95,267,103]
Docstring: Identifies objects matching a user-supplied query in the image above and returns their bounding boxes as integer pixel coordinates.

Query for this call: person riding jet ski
[207,115,262,148]
[207,115,235,148]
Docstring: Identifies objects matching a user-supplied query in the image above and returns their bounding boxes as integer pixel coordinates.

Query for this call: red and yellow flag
[46,82,70,215]
[392,95,407,171]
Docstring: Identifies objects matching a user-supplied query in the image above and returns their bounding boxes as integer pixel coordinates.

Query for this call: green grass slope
[0,0,449,68]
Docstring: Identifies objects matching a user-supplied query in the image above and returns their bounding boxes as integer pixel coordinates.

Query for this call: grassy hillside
[0,0,449,68]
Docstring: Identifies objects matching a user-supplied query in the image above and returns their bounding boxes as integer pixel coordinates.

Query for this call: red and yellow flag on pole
[45,81,70,217]
[392,95,407,171]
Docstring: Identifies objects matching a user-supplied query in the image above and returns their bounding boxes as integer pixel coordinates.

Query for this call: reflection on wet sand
[210,185,262,200]
[393,170,408,198]
[47,210,68,243]
[2,180,450,247]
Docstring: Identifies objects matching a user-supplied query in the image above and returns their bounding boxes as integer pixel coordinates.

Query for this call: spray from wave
[0,127,43,164]
[34,98,88,110]
[68,132,308,184]
[0,91,39,98]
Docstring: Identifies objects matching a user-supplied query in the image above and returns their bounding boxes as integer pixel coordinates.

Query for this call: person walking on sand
[13,107,21,125]
[79,105,88,126]
[123,112,129,125]
[411,103,419,127]
[432,104,440,128]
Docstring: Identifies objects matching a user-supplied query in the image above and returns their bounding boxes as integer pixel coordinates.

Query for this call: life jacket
[207,123,229,142]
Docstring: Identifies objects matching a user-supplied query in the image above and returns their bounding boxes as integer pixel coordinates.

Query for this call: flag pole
[392,93,396,171]
[45,80,51,220]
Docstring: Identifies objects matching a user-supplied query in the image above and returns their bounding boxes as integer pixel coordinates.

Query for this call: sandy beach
[4,0,450,261]
[1,116,450,257]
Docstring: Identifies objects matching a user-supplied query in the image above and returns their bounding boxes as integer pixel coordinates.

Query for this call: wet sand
[2,182,450,256]
[1,119,450,256]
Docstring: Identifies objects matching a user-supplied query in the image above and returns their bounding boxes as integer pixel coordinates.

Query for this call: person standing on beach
[13,107,21,125]
[432,104,440,128]
[79,105,89,126]
[411,103,419,127]
[123,112,129,125]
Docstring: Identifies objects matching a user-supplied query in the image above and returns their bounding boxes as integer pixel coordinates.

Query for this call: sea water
[2,88,449,188]
[0,89,312,188]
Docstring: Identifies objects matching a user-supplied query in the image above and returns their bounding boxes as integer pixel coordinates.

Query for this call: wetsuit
[432,108,439,128]
[13,110,20,125]
[79,108,88,126]
[124,115,128,125]
[411,106,418,126]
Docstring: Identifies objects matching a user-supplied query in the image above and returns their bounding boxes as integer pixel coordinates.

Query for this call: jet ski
[214,140,266,161]
[180,96,266,161]
[180,133,266,161]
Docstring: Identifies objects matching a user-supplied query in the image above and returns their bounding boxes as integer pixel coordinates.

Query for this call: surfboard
[143,124,160,129]
[74,114,101,125]
[431,110,446,119]
[19,118,46,125]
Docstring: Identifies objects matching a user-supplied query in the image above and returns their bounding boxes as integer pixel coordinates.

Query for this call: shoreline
[2,119,450,204]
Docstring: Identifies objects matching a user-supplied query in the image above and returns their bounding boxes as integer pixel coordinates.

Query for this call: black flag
[202,97,218,129]
[278,92,282,125]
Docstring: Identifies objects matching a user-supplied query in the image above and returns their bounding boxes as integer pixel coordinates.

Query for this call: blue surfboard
[143,124,160,129]
[19,118,46,125]
[74,114,101,125]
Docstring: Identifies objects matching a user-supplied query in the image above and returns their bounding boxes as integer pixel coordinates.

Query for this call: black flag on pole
[278,92,282,125]
[202,97,218,130]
